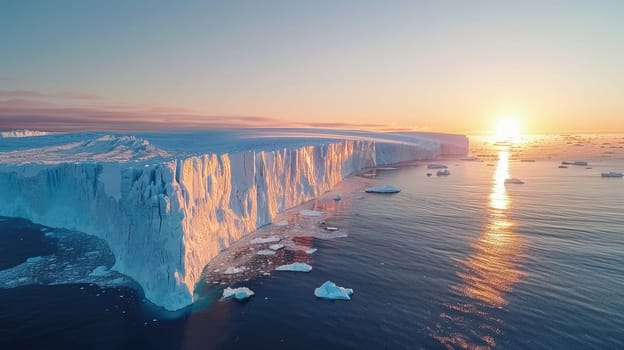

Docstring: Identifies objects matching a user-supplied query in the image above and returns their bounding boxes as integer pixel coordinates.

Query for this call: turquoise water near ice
[1,135,623,349]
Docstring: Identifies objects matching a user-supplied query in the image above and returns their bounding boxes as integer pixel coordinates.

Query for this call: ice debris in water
[89,265,110,277]
[428,163,448,169]
[324,227,339,231]
[222,287,255,301]
[269,244,284,251]
[223,266,247,274]
[365,185,401,193]
[26,256,44,263]
[601,172,623,178]
[250,236,281,244]
[505,178,525,184]
[274,220,289,226]
[305,248,318,254]
[314,281,353,300]
[256,250,276,256]
[436,169,451,176]
[275,262,312,272]
[333,194,342,201]
[300,209,324,217]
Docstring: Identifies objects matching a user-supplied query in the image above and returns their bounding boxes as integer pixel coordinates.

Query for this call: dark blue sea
[1,135,624,349]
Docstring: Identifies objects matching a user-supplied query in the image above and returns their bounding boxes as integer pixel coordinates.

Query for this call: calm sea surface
[1,135,623,349]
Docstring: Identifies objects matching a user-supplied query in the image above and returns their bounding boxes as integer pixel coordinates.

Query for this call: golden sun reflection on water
[433,147,525,349]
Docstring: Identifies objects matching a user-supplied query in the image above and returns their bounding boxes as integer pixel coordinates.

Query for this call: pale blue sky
[1,0,623,132]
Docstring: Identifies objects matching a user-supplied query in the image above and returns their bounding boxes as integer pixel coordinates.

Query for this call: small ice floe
[365,185,400,193]
[44,231,55,237]
[601,172,623,178]
[305,248,318,254]
[300,209,324,217]
[250,236,281,244]
[426,173,432,177]
[222,287,255,301]
[256,250,276,256]
[275,262,312,272]
[324,227,339,231]
[223,266,247,274]
[89,265,110,277]
[558,165,568,168]
[505,178,525,185]
[269,244,284,251]
[314,281,353,300]
[520,159,536,162]
[436,169,451,176]
[428,163,448,169]
[26,256,44,263]
[460,156,480,161]
[573,161,589,166]
[333,194,342,201]
[40,228,48,232]
[274,220,289,227]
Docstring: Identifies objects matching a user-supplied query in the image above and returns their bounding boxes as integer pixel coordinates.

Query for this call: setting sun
[495,116,521,140]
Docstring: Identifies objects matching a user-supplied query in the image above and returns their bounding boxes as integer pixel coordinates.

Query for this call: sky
[1,0,623,134]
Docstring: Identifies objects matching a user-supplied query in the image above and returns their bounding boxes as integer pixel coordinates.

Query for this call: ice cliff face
[0,131,468,310]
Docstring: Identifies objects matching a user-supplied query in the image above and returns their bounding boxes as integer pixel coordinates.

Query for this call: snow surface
[0,130,55,138]
[314,280,353,300]
[275,262,312,272]
[0,129,467,311]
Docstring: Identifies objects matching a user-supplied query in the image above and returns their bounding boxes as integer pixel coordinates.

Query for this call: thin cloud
[0,90,47,98]
[55,91,101,100]
[0,89,101,100]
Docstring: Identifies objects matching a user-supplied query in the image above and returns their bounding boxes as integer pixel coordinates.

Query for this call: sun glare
[495,116,521,141]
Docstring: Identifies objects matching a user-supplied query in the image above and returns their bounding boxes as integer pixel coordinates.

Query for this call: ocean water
[1,135,624,349]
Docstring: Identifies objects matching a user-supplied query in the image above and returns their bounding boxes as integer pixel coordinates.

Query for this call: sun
[495,116,521,141]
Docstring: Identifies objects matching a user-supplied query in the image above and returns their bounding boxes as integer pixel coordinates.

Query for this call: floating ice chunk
[222,287,255,301]
[40,228,48,232]
[276,263,312,272]
[505,178,525,184]
[601,172,623,178]
[426,173,432,177]
[428,163,448,169]
[314,281,353,300]
[324,227,339,231]
[573,161,589,166]
[223,266,247,274]
[365,185,400,193]
[256,250,276,256]
[558,165,568,168]
[436,169,451,176]
[274,220,289,227]
[333,194,342,201]
[250,236,281,244]
[300,209,324,217]
[26,256,43,263]
[89,265,110,277]
[305,248,318,254]
[269,244,284,251]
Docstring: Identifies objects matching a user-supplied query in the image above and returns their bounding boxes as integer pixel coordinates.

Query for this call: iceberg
[324,226,339,231]
[305,248,318,254]
[222,286,255,301]
[275,262,312,272]
[314,280,353,300]
[365,185,401,193]
[0,129,467,310]
[250,236,281,244]
[427,163,448,169]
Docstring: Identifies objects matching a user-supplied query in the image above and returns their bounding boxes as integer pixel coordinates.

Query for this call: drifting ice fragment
[365,185,400,193]
[601,172,623,178]
[250,236,281,244]
[505,178,525,184]
[305,248,318,254]
[222,287,255,301]
[314,281,353,300]
[256,250,276,256]
[436,169,451,176]
[300,209,324,217]
[573,161,589,166]
[324,227,339,231]
[26,256,43,263]
[558,165,568,168]
[269,244,284,251]
[224,266,247,274]
[333,194,342,201]
[428,164,448,169]
[275,262,312,272]
[274,220,289,227]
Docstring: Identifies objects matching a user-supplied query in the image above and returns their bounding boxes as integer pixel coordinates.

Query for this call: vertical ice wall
[0,138,464,310]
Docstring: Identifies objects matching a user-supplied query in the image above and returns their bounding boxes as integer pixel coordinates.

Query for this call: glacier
[0,128,467,311]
